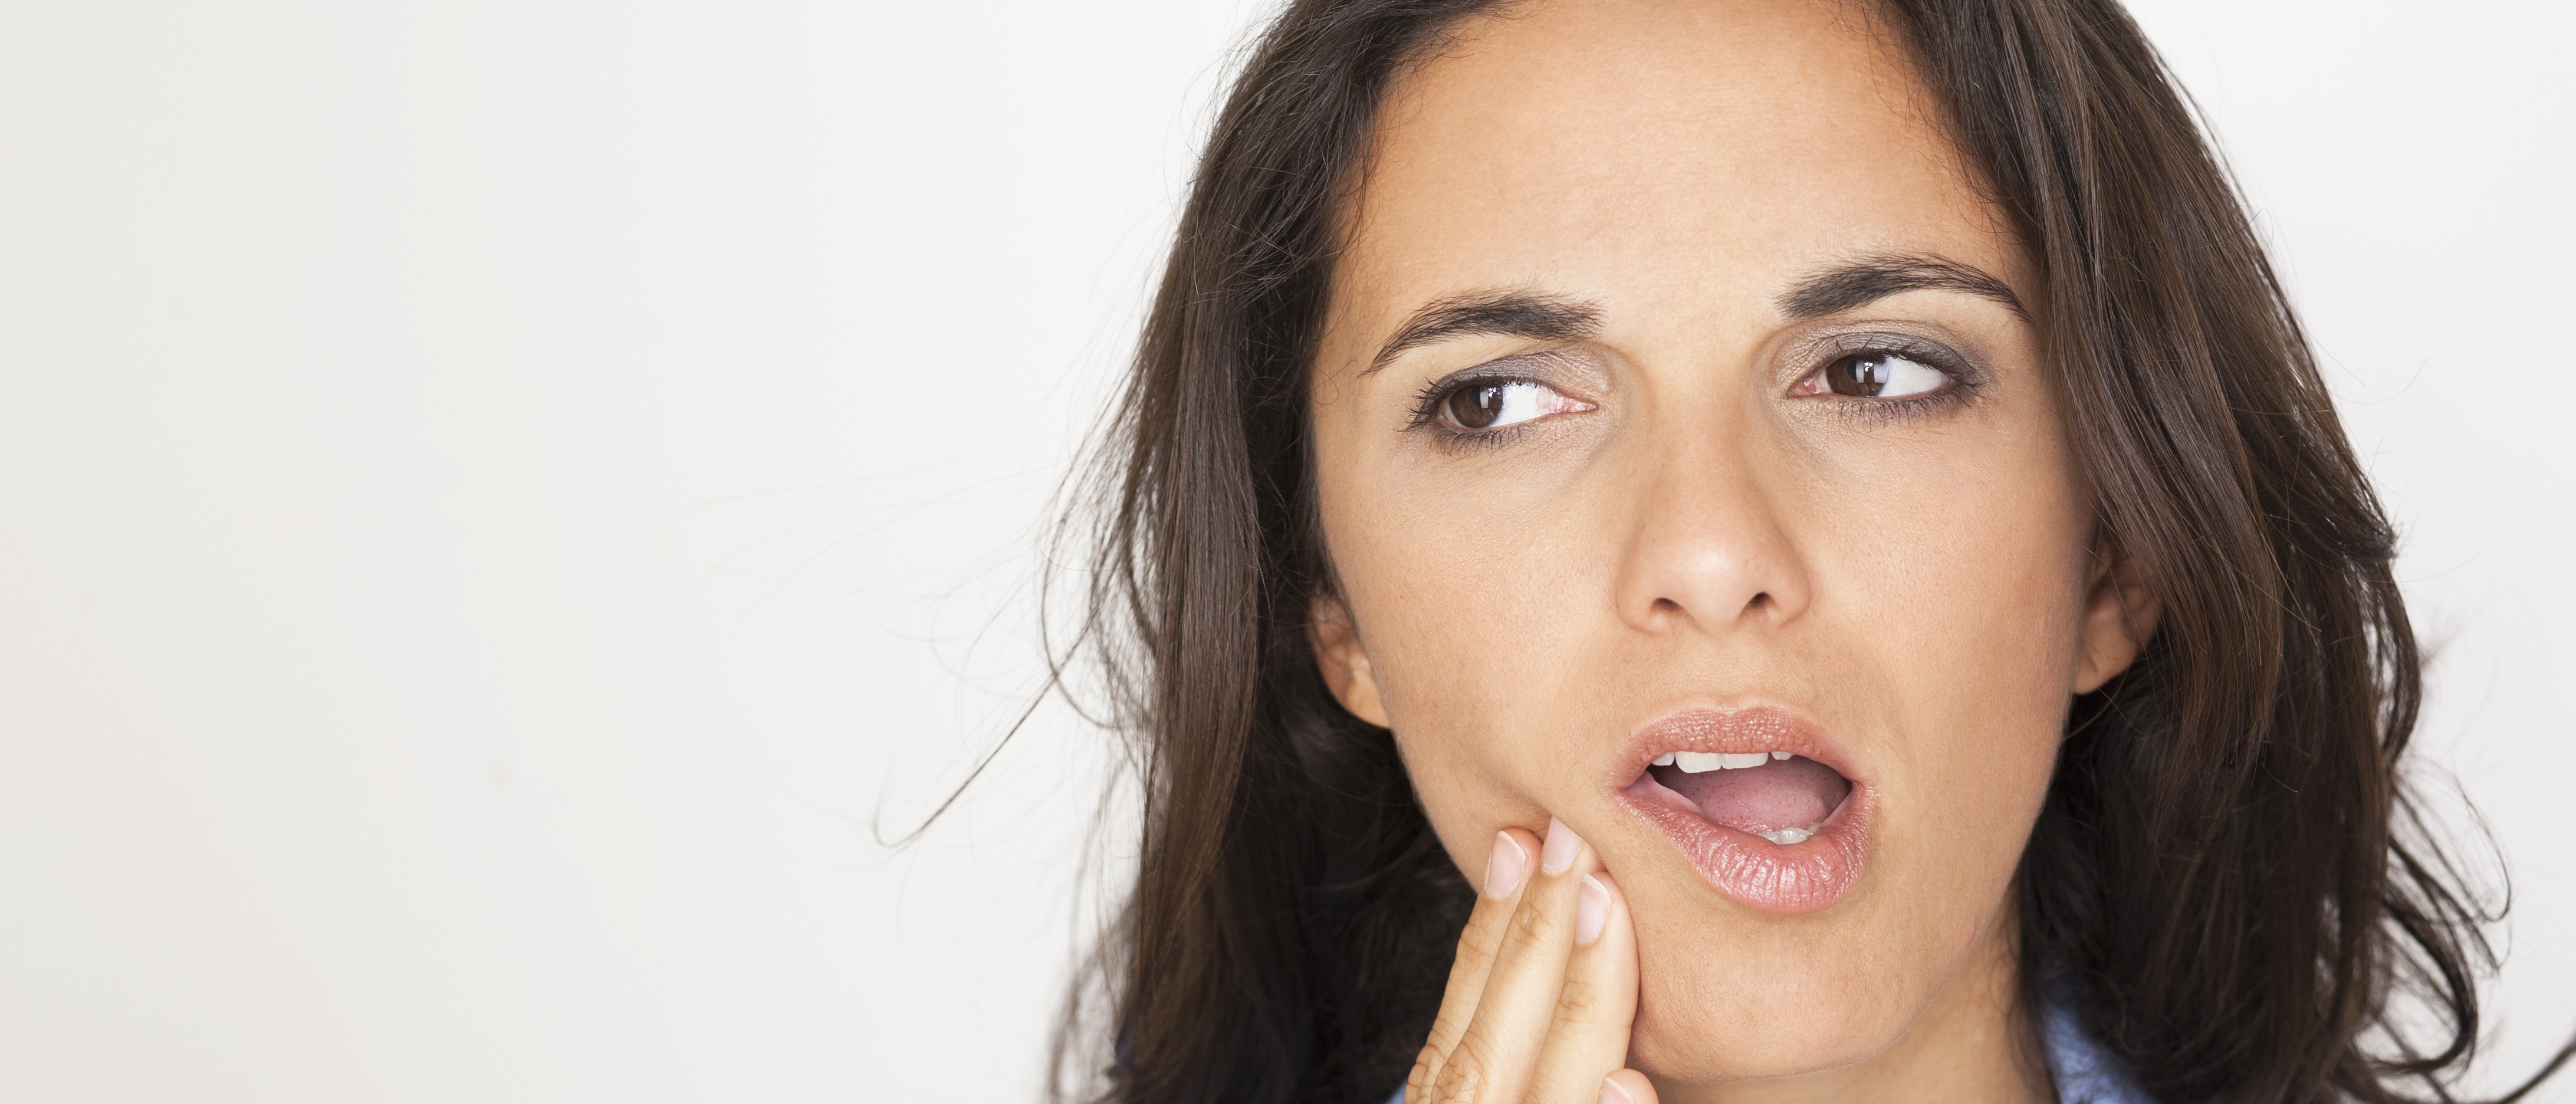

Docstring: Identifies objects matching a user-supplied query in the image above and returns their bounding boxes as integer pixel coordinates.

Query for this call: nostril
[1654,597,1682,613]
[1747,592,1773,611]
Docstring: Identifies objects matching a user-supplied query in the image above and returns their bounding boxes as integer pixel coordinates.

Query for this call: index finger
[1409,826,1542,1096]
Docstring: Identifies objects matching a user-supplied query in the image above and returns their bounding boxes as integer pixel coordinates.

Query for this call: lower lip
[1612,714,1871,914]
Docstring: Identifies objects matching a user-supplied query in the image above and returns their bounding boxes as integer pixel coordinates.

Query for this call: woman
[1040,1,2570,1101]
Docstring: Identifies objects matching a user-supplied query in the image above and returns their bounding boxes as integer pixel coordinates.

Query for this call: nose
[1611,431,1812,638]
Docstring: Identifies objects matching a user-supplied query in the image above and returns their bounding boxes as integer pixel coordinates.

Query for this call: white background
[1,1,2568,1100]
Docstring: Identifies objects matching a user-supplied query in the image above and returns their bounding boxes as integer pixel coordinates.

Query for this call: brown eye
[1445,383,1509,428]
[1821,351,1950,398]
[1422,379,1591,433]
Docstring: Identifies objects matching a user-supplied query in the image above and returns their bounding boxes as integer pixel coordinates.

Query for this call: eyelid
[1788,330,1986,392]
[1405,351,1602,430]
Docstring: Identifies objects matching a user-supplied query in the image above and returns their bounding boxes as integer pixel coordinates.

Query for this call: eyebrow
[1366,289,1602,373]
[1776,254,2029,320]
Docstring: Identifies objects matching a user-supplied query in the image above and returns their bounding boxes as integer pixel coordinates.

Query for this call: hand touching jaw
[1404,822,1639,1104]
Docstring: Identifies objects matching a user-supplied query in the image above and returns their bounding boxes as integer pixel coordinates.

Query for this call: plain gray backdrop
[1,1,2568,1100]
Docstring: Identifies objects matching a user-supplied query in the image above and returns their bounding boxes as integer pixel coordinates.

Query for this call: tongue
[1654,757,1851,834]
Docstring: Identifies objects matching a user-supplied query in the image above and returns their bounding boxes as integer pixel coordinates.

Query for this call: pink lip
[1608,707,1872,914]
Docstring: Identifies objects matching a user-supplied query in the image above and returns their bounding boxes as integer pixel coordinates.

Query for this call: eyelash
[1795,335,1984,425]
[1405,372,1555,452]
[1404,335,1982,448]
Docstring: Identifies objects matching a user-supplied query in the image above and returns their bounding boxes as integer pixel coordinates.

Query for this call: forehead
[1328,0,2017,357]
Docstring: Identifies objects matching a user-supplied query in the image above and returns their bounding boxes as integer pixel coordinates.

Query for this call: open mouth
[1627,751,1854,845]
[1612,707,1871,913]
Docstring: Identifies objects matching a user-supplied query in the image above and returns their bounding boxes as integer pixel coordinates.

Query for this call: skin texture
[1303,2,2160,1102]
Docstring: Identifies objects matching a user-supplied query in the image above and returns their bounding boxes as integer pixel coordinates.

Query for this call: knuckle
[1507,897,1563,947]
[1407,1047,1441,1099]
[1432,1036,1494,1104]
[1553,978,1608,1024]
[1459,904,1513,955]
[1453,925,1499,969]
[1425,1008,1471,1046]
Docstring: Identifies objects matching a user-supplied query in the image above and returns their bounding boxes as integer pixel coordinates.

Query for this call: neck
[1656,916,2053,1104]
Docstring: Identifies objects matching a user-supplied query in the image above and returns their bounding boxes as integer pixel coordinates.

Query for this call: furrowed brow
[1777,254,2029,321]
[1366,290,1602,373]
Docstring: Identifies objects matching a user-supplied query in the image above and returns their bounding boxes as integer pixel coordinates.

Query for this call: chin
[1620,921,1937,1082]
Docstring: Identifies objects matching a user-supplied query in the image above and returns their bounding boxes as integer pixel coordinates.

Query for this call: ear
[1307,593,1391,728]
[2074,539,2161,695]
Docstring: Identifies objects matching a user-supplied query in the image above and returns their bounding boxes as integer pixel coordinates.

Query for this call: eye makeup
[1391,324,1993,454]
[1783,330,1988,426]
[1402,352,1601,451]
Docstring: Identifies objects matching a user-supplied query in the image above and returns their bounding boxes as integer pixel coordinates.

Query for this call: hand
[1408,817,1658,1104]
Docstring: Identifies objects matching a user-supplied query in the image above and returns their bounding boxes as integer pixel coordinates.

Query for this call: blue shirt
[2038,991,2158,1104]
[1382,991,2155,1104]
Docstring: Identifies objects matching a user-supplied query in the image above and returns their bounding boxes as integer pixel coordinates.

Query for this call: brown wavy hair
[1032,1,2575,1100]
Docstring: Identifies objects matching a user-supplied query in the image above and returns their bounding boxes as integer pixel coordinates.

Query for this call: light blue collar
[2038,989,2157,1103]
[1382,990,2154,1104]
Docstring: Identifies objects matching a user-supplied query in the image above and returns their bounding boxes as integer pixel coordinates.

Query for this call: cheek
[1809,424,2092,892]
[1317,455,1607,855]
[1358,595,1560,881]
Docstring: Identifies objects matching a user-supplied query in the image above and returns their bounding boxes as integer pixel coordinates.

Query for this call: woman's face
[1307,0,2153,1086]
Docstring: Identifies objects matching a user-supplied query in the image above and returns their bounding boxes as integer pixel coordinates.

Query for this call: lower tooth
[1757,824,1821,845]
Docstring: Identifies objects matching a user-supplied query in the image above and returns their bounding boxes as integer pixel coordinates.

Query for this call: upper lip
[1607,704,1862,789]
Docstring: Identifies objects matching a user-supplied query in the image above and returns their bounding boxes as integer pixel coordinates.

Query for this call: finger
[1410,826,1542,1098]
[1431,817,1591,1104]
[1522,868,1638,1103]
[1599,1069,1660,1104]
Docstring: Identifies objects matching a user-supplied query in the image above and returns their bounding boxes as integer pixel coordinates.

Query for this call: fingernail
[1576,873,1609,945]
[1600,1073,1634,1104]
[1483,831,1529,899]
[1541,816,1581,875]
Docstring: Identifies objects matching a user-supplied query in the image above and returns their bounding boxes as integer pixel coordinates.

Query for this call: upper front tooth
[1673,751,1725,773]
[1770,751,1792,761]
[1717,753,1771,769]
[1653,753,1677,767]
